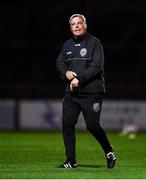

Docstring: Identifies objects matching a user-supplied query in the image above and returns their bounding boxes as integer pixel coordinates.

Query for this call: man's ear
[84,23,87,29]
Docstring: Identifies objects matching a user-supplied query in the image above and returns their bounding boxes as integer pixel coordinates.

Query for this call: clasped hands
[66,71,79,91]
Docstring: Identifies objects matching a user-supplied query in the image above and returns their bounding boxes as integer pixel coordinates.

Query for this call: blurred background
[0,1,146,133]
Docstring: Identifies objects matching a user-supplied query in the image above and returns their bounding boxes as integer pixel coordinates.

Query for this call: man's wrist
[75,74,80,81]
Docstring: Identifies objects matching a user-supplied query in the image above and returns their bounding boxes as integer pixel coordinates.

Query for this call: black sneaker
[59,160,77,168]
[106,151,116,168]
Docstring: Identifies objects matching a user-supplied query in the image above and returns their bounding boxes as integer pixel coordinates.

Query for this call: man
[56,14,116,168]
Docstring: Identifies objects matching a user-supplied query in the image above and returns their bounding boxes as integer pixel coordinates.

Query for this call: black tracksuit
[56,33,112,163]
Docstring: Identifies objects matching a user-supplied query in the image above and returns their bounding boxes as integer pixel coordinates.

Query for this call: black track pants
[62,93,112,162]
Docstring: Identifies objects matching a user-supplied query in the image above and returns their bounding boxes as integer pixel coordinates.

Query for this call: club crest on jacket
[80,48,87,57]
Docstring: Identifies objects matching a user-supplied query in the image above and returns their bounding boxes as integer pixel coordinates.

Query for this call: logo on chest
[80,48,87,57]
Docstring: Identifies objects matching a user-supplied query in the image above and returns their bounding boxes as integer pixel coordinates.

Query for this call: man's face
[70,16,87,38]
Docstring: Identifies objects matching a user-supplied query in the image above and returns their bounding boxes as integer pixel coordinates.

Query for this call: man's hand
[66,71,77,80]
[70,78,79,91]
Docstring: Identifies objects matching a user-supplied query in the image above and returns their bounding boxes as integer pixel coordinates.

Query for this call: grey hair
[69,14,86,24]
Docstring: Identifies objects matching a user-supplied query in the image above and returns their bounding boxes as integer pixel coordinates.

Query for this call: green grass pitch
[0,131,146,179]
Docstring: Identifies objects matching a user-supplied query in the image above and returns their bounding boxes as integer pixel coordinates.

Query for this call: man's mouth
[75,29,80,32]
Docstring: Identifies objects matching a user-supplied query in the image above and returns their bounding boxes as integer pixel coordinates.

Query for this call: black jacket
[56,33,105,94]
